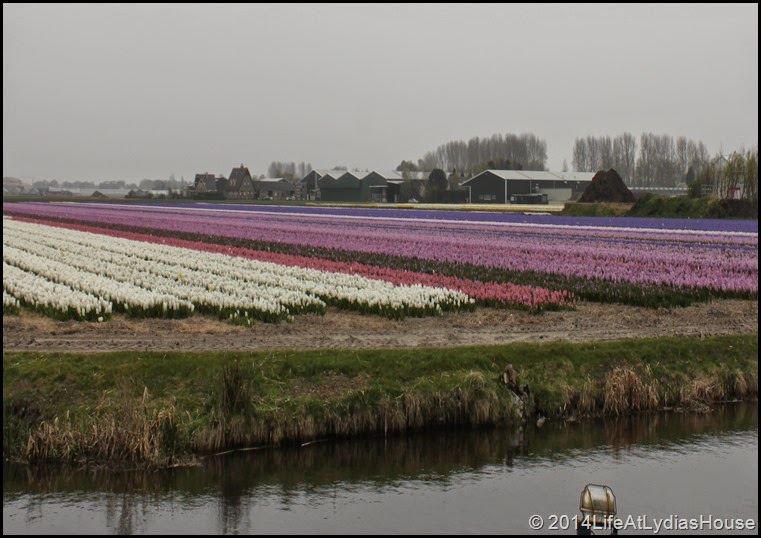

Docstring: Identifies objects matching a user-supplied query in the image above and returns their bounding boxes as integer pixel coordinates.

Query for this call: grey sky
[3,3,758,183]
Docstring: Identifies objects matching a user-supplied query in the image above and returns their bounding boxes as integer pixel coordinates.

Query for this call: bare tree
[267,161,304,180]
[572,138,589,172]
[688,141,710,174]
[742,148,758,202]
[721,151,746,199]
[676,136,689,181]
[296,162,312,179]
[636,133,657,187]
[524,133,548,170]
[613,132,637,184]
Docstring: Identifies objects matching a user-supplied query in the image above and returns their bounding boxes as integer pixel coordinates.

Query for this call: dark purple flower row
[127,201,759,233]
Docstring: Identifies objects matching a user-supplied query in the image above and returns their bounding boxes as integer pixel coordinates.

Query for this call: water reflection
[3,402,757,534]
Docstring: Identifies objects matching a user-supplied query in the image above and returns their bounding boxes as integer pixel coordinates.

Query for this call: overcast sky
[3,3,758,183]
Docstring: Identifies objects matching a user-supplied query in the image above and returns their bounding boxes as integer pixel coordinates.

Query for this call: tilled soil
[3,299,757,353]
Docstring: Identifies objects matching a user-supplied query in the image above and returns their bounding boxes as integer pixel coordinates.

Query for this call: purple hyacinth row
[4,202,757,295]
[129,201,759,234]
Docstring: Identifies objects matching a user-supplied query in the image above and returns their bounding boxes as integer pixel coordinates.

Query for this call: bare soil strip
[4,299,757,352]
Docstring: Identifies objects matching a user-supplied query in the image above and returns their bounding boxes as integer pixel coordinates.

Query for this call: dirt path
[3,299,757,353]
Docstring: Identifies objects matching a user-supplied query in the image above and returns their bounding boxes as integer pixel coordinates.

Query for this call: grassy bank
[562,195,758,219]
[626,194,757,219]
[560,202,634,217]
[3,334,757,468]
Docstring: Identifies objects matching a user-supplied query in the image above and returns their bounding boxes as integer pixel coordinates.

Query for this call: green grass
[560,195,758,219]
[560,202,634,217]
[626,194,757,219]
[3,334,757,467]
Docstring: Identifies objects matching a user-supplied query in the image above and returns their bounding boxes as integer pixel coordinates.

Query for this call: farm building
[363,170,404,202]
[226,164,256,199]
[193,173,217,192]
[253,177,301,200]
[317,171,363,202]
[300,169,348,200]
[461,170,595,204]
[186,173,228,199]
[315,170,406,203]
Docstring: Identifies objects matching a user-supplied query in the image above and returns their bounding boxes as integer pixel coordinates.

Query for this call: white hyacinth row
[5,218,471,317]
[3,235,294,322]
[4,225,309,323]
[3,262,111,321]
[3,290,20,314]
[5,219,467,317]
[3,218,473,322]
[6,227,325,317]
[73,233,467,317]
[2,245,195,318]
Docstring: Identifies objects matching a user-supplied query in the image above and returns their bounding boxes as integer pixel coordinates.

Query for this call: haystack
[578,169,636,203]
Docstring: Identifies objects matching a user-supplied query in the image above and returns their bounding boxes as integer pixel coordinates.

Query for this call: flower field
[2,201,757,324]
[3,217,474,322]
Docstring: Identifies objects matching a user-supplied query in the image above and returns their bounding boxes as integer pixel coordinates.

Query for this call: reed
[577,375,597,415]
[602,366,660,416]
[24,386,177,467]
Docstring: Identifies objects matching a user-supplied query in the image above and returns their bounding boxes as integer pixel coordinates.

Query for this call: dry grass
[685,377,726,405]
[191,370,510,453]
[722,368,758,399]
[578,375,597,415]
[603,366,659,416]
[24,387,177,466]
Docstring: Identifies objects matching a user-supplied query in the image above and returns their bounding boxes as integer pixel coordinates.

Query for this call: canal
[3,402,757,534]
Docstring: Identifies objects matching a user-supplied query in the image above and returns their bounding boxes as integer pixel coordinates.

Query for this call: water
[3,403,757,535]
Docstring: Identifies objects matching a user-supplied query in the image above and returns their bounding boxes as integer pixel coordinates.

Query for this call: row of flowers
[3,262,112,321]
[4,203,755,308]
[17,201,756,244]
[3,290,20,315]
[13,217,577,312]
[3,244,196,319]
[67,201,761,233]
[3,218,474,322]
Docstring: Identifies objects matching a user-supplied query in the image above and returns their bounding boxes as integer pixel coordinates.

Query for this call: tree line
[572,133,713,187]
[691,149,758,201]
[29,176,188,192]
[31,132,751,200]
[266,161,313,181]
[413,133,548,176]
[572,133,757,201]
